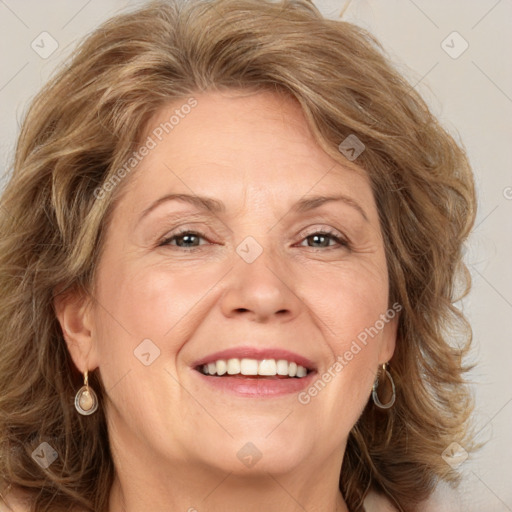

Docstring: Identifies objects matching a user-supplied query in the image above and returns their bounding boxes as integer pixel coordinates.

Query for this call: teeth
[240,358,258,375]
[276,359,289,375]
[227,358,241,375]
[216,359,227,376]
[258,359,277,375]
[296,365,307,378]
[200,358,310,378]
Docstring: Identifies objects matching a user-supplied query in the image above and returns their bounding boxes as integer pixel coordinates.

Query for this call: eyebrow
[138,192,368,223]
[292,194,368,221]
[139,193,225,221]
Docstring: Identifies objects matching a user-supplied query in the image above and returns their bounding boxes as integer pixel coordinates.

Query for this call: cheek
[93,261,219,362]
[300,258,389,399]
[304,258,389,345]
[298,274,389,433]
[91,263,218,428]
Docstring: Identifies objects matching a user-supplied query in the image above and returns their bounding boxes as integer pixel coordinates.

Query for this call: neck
[105,404,351,512]
[108,454,350,512]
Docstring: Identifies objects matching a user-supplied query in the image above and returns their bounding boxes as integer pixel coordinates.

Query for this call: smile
[198,358,311,378]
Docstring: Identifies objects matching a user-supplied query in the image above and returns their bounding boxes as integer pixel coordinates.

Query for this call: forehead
[115,89,375,219]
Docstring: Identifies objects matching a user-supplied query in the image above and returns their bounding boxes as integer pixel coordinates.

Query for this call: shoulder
[364,490,399,512]
[0,487,88,512]
[363,481,463,512]
[417,480,463,512]
[0,486,34,512]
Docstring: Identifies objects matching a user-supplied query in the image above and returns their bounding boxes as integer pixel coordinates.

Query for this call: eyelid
[157,223,350,250]
[298,224,348,241]
[158,227,211,247]
[159,224,345,239]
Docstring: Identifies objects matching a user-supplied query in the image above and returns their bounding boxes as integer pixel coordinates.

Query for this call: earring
[372,363,396,409]
[74,369,98,415]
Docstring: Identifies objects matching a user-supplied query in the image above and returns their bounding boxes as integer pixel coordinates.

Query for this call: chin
[186,432,313,476]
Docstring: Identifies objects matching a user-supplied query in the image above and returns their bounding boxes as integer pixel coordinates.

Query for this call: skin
[55,89,397,512]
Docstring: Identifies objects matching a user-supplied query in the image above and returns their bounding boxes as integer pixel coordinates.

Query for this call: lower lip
[193,369,317,397]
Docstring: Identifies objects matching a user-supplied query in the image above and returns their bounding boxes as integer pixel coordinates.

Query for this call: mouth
[190,347,317,397]
[194,357,313,379]
[193,359,317,398]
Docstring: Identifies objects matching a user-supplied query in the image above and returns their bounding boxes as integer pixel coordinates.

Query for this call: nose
[219,244,302,323]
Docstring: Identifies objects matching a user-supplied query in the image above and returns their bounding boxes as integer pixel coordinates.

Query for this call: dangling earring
[74,369,98,415]
[372,362,396,409]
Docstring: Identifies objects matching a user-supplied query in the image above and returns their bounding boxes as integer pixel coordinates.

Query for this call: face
[60,89,396,482]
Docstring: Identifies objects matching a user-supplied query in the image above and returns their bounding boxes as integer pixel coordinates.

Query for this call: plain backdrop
[1,1,511,510]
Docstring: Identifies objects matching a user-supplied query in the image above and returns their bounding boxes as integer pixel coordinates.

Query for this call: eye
[298,229,349,249]
[158,229,209,249]
[157,228,349,251]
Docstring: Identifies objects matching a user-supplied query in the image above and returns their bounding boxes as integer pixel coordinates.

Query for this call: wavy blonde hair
[0,0,478,510]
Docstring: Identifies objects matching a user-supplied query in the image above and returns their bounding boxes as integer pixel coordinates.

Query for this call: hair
[0,0,479,510]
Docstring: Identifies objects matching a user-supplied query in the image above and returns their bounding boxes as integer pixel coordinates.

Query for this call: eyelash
[158,227,350,251]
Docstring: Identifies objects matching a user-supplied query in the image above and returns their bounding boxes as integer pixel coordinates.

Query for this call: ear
[53,288,99,374]
[378,309,399,365]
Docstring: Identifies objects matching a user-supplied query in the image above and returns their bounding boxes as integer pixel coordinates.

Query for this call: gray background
[0,0,511,510]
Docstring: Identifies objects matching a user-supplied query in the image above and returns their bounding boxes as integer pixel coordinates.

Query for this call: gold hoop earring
[372,363,396,409]
[74,369,98,415]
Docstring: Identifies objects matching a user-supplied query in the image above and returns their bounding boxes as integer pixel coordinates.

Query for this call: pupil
[311,234,328,247]
[180,234,197,246]
[178,234,330,248]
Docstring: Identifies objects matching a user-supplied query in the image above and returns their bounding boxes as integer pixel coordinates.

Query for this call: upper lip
[192,347,317,371]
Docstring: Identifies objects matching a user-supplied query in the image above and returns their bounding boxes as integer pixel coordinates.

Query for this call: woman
[0,0,478,510]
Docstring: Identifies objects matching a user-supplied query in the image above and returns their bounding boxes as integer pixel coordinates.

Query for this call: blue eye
[158,228,349,251]
[299,230,349,249]
[159,230,208,249]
